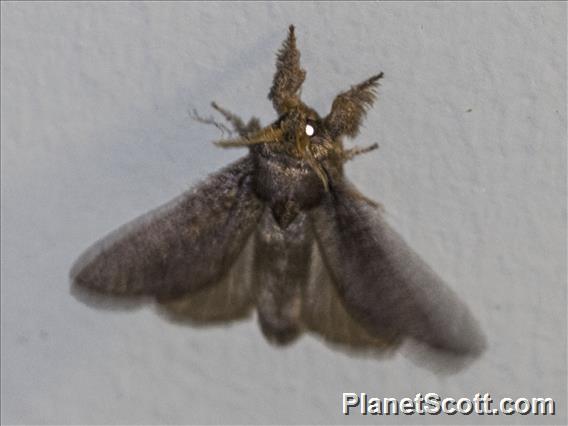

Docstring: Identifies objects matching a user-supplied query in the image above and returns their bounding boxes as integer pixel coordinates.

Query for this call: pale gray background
[1,2,566,425]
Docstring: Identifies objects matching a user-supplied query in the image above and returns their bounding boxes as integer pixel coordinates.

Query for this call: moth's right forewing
[71,156,264,300]
[309,181,486,358]
[301,240,400,356]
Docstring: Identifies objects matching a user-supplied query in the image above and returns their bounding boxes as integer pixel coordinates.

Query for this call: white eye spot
[305,124,315,137]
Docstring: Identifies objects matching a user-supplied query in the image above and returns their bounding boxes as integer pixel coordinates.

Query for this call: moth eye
[305,124,315,137]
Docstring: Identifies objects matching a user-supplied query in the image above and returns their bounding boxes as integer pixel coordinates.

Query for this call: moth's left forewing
[157,233,256,325]
[308,180,486,360]
[71,156,264,302]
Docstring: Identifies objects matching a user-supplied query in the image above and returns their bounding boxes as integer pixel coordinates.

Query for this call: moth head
[276,101,322,155]
[211,26,383,190]
[269,25,384,142]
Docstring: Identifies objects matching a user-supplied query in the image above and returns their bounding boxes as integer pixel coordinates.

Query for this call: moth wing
[308,180,486,357]
[71,156,264,302]
[301,240,400,355]
[157,233,256,324]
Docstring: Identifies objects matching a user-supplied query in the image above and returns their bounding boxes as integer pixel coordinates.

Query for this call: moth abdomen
[253,210,311,345]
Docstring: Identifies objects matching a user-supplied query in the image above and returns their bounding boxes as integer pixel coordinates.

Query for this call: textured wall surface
[1,2,566,425]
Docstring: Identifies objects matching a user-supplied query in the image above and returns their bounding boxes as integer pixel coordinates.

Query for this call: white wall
[1,2,566,424]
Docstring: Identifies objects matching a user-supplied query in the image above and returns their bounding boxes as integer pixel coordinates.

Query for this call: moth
[71,26,485,363]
